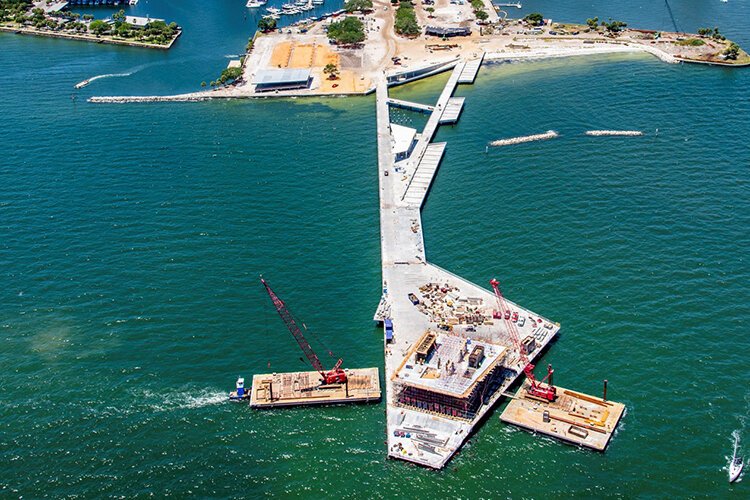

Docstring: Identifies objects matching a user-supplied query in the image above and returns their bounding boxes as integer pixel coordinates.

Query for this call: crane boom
[490,278,556,402]
[260,277,347,385]
[490,278,527,365]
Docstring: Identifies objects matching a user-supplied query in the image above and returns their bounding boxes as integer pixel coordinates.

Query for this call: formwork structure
[392,331,507,421]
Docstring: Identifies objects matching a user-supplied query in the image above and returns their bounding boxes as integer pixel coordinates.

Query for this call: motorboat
[229,376,251,402]
[74,79,90,89]
[730,433,744,483]
[246,0,267,7]
[266,6,281,14]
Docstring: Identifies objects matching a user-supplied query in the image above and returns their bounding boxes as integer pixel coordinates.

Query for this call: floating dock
[500,384,625,451]
[250,368,381,408]
[438,97,465,124]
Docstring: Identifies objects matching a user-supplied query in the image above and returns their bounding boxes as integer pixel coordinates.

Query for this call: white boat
[730,434,744,483]
[74,79,90,89]
[246,0,267,7]
[312,0,324,4]
[266,6,281,14]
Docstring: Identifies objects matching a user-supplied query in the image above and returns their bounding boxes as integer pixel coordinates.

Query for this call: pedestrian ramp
[458,54,484,84]
[439,97,465,124]
[402,142,447,207]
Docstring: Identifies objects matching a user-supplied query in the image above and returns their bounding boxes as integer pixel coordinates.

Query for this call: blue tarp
[385,319,393,341]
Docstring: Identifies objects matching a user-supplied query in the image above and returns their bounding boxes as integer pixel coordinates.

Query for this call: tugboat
[730,433,744,483]
[228,376,250,402]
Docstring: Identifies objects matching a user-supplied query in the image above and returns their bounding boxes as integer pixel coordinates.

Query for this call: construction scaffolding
[393,331,507,421]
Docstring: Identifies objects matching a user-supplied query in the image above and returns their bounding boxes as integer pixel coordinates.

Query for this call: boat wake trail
[75,61,159,88]
[141,388,228,412]
[88,72,133,83]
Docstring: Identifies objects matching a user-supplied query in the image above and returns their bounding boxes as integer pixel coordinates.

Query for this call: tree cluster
[723,42,740,60]
[394,1,420,37]
[257,16,277,32]
[470,0,487,22]
[523,12,544,26]
[327,16,365,45]
[697,27,725,41]
[344,0,372,13]
[0,0,31,23]
[601,19,627,34]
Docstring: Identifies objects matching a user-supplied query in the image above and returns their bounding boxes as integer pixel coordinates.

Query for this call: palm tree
[323,63,340,80]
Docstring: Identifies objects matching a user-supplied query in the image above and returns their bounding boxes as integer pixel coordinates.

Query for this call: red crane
[260,277,347,385]
[490,278,556,402]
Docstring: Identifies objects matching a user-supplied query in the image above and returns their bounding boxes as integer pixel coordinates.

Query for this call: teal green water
[2,0,749,497]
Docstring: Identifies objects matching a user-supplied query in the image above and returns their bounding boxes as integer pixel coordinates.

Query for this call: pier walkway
[375,58,560,469]
[458,53,485,84]
[401,142,446,206]
[438,97,465,124]
[386,98,435,113]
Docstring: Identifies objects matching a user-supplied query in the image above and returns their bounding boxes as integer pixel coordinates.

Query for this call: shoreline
[0,25,180,50]
[86,44,659,104]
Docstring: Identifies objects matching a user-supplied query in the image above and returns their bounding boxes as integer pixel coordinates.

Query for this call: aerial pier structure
[374,59,562,468]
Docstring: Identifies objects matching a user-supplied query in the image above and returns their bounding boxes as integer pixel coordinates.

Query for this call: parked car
[512,311,519,322]
[504,310,511,320]
[518,317,526,327]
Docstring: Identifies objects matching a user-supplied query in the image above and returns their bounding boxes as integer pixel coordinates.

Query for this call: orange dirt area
[289,43,315,68]
[269,41,293,68]
[313,45,339,67]
[317,70,370,93]
[271,42,340,70]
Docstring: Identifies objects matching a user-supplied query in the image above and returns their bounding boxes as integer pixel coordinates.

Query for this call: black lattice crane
[261,277,347,385]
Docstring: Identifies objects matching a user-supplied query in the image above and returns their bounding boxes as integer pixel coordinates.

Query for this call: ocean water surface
[1,0,749,496]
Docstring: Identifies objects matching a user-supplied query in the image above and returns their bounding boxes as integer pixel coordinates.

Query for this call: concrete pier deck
[375,60,561,468]
[250,368,381,408]
[500,384,625,451]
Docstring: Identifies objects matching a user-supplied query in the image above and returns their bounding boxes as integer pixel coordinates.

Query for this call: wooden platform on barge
[500,383,625,451]
[250,368,381,408]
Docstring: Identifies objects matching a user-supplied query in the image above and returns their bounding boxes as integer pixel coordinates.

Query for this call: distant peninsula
[0,1,181,49]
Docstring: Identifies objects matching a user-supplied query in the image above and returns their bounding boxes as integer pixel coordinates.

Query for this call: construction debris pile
[412,283,492,327]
